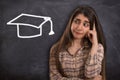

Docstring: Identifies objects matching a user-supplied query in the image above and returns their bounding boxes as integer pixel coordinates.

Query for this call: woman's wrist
[92,43,98,48]
[90,43,98,55]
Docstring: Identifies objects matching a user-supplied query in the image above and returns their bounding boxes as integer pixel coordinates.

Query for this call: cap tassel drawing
[7,13,55,38]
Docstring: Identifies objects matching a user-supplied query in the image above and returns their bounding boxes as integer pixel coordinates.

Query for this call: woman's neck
[67,39,83,56]
[72,39,83,48]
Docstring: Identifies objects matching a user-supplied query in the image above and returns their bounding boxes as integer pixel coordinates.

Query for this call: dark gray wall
[0,0,120,80]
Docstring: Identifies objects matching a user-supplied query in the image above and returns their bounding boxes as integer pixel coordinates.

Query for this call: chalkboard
[0,0,120,80]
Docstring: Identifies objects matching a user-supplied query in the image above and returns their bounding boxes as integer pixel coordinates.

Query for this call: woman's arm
[85,43,104,79]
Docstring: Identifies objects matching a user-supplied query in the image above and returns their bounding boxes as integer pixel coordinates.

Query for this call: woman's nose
[77,23,83,30]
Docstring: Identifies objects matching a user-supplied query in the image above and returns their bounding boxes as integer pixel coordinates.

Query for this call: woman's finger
[93,23,96,31]
[87,31,93,40]
[88,30,94,37]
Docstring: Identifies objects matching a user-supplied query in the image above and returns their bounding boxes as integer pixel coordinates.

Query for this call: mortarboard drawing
[7,13,55,38]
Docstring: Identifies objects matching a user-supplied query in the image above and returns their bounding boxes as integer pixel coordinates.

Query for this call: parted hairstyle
[50,5,106,80]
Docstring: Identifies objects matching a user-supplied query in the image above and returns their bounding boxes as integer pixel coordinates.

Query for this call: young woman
[49,5,106,80]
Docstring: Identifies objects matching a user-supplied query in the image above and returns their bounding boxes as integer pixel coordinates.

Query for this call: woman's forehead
[74,14,89,22]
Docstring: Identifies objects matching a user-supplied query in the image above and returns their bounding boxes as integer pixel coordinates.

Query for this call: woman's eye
[83,23,89,27]
[74,19,80,24]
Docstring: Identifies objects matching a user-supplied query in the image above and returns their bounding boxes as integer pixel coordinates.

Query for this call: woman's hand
[86,23,98,55]
[85,75,102,80]
[93,75,102,80]
[87,23,98,46]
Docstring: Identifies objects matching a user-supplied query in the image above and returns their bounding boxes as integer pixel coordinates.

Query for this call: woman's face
[71,14,90,39]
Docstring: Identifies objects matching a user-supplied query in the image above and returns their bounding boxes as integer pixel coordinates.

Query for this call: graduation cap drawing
[7,13,55,38]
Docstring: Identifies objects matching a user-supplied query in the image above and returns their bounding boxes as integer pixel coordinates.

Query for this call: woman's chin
[73,35,84,39]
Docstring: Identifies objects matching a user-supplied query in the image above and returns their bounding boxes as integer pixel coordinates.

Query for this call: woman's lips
[75,31,83,35]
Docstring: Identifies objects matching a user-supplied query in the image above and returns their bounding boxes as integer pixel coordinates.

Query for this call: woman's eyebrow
[74,18,81,21]
[74,18,90,23]
[84,20,90,23]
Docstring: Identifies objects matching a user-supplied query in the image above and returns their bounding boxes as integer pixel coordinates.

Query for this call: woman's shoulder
[50,43,58,52]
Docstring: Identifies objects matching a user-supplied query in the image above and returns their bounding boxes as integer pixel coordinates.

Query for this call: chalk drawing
[7,13,55,38]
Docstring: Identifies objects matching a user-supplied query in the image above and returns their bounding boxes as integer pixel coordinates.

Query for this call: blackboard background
[0,0,120,80]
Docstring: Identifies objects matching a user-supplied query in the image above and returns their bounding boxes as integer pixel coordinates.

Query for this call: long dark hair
[50,5,106,80]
